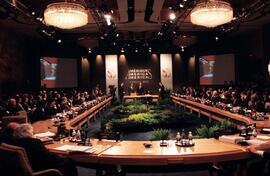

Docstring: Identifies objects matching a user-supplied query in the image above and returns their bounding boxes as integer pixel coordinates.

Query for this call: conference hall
[0,0,270,176]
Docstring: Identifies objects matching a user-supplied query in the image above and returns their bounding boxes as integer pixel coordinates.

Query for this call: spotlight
[169,13,176,20]
[104,14,111,20]
[116,33,119,37]
[57,39,62,43]
[106,20,111,26]
[158,32,163,36]
[135,48,138,53]
[113,42,116,46]
[121,48,124,53]
[215,36,219,41]
[104,14,112,26]
[36,17,43,21]
[181,46,185,52]
[88,48,92,53]
[31,12,35,15]
[179,4,184,8]
[100,36,104,39]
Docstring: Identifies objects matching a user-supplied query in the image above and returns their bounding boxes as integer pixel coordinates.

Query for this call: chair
[1,110,28,129]
[0,143,63,176]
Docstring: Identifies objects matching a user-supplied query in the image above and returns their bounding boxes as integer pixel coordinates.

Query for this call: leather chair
[0,143,63,176]
[1,111,28,129]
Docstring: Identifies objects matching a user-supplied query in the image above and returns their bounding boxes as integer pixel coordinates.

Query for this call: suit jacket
[137,86,144,95]
[263,151,270,160]
[11,138,64,172]
[118,86,125,99]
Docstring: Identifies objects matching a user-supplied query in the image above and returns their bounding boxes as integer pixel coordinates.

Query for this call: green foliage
[196,125,220,138]
[158,89,172,105]
[196,121,234,138]
[111,101,148,115]
[158,98,171,105]
[218,120,233,130]
[102,101,205,132]
[149,128,171,141]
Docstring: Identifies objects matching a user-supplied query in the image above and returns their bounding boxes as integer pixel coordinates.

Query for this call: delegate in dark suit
[136,82,144,95]
[159,82,165,100]
[118,84,125,101]
[11,138,77,176]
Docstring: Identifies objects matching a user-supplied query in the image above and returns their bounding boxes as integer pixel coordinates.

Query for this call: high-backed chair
[1,111,28,129]
[0,143,63,176]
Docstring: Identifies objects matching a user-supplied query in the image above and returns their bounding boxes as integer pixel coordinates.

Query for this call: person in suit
[0,122,20,144]
[246,143,270,176]
[158,82,165,100]
[118,82,125,102]
[11,123,78,176]
[5,98,24,116]
[128,83,135,95]
[136,82,144,95]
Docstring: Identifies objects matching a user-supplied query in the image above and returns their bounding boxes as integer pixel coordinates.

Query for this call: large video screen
[40,57,78,88]
[199,54,235,85]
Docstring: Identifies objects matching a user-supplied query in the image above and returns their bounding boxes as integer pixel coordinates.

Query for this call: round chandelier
[44,2,88,29]
[190,0,233,28]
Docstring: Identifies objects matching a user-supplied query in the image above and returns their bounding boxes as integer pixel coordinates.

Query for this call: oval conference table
[32,97,270,175]
[33,122,270,176]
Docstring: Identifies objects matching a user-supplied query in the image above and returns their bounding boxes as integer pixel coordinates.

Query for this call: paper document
[34,131,55,138]
[256,135,270,140]
[247,139,269,146]
[54,145,95,153]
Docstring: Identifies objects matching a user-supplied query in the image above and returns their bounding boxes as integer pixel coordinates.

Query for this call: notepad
[219,135,245,144]
[54,145,95,153]
[247,139,268,146]
[256,135,270,140]
[34,131,55,138]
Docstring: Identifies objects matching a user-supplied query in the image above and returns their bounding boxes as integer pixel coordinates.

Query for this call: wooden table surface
[171,95,270,129]
[32,96,270,166]
[42,138,254,165]
[32,97,112,132]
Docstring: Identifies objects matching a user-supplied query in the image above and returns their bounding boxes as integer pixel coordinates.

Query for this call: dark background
[0,24,269,94]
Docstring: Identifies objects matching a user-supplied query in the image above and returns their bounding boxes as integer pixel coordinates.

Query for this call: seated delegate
[10,123,78,176]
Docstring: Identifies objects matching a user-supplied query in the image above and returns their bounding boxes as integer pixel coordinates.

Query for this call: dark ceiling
[0,0,270,50]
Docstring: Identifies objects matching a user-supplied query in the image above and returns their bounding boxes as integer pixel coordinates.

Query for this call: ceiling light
[190,0,233,28]
[268,62,270,76]
[116,33,119,37]
[121,48,124,53]
[44,2,88,29]
[135,48,138,53]
[88,48,92,53]
[169,13,176,20]
[215,36,219,41]
[179,4,184,8]
[104,14,112,26]
[57,39,62,43]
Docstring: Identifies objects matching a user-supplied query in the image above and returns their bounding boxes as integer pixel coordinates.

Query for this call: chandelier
[190,0,233,28]
[44,2,88,29]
